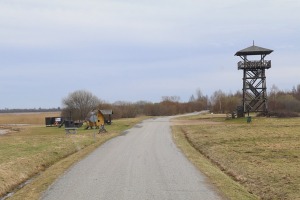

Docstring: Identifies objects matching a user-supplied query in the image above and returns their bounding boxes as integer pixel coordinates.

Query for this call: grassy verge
[171,114,300,199]
[0,116,147,199]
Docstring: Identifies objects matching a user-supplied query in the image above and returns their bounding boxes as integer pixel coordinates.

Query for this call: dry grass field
[2,112,299,199]
[0,112,60,125]
[172,114,300,200]
[0,112,146,199]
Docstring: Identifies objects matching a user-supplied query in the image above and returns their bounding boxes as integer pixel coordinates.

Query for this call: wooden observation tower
[235,43,273,116]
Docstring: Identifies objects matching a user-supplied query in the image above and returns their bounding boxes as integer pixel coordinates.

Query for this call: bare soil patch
[0,126,21,136]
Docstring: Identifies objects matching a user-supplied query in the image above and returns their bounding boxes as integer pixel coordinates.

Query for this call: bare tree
[225,92,241,112]
[277,94,300,112]
[269,84,280,111]
[189,89,209,110]
[294,84,300,101]
[161,96,181,102]
[189,94,196,102]
[62,90,101,120]
[211,90,226,113]
[112,101,138,118]
[195,88,204,101]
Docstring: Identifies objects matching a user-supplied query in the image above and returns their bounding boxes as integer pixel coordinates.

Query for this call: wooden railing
[238,60,271,69]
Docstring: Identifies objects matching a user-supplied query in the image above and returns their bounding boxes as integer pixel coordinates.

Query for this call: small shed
[97,110,113,125]
[86,110,113,129]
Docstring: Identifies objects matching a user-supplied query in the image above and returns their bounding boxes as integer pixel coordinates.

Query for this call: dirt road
[42,117,222,200]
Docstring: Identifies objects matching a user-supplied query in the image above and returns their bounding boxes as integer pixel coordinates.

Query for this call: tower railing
[238,60,271,69]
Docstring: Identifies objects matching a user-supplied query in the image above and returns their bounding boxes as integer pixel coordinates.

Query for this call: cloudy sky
[1,0,299,108]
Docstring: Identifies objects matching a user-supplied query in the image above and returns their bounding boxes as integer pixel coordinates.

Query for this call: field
[172,114,300,200]
[0,112,146,199]
[0,112,60,125]
[2,112,300,199]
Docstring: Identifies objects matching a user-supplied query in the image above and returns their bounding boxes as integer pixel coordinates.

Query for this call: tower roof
[235,45,273,56]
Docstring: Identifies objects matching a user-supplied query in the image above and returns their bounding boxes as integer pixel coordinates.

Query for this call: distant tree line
[5,85,298,118]
[0,107,61,113]
[267,84,300,117]
[61,85,300,120]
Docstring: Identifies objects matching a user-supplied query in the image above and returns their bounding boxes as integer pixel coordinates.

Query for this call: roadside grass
[172,114,300,200]
[0,114,148,199]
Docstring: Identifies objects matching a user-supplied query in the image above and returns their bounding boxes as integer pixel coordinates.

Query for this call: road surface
[42,117,223,200]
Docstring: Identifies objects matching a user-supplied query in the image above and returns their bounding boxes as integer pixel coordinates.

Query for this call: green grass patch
[172,114,300,200]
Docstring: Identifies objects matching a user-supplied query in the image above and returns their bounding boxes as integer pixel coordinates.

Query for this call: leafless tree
[112,101,138,118]
[293,84,300,101]
[211,90,226,113]
[161,96,181,102]
[62,90,101,120]
[269,84,280,110]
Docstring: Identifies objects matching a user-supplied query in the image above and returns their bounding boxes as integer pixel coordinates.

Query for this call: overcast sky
[1,0,299,108]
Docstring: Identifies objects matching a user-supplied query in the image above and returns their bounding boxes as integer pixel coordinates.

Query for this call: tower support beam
[235,44,273,116]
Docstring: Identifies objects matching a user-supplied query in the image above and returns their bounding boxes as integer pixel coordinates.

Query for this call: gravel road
[42,117,223,200]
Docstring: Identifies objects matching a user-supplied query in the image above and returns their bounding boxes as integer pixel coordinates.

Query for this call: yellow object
[96,111,105,126]
[86,110,113,129]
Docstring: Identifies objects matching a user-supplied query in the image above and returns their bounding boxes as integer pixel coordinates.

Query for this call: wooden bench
[65,127,78,134]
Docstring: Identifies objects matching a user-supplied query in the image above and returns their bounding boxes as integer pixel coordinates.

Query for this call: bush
[265,111,300,118]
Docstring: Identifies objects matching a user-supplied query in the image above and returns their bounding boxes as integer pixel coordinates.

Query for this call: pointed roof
[235,45,273,56]
[99,110,113,115]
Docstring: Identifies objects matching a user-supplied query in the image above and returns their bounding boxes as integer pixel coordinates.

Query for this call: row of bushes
[61,85,300,120]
